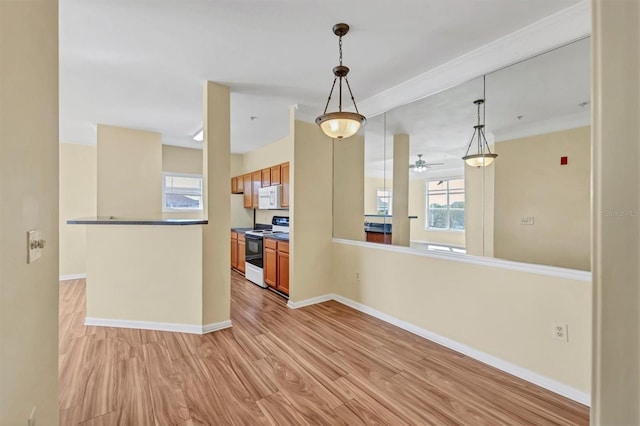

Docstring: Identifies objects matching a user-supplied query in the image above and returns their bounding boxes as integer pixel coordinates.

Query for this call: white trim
[59,273,87,281]
[332,238,591,282]
[286,294,333,310]
[286,292,590,406]
[84,317,232,335]
[357,1,591,118]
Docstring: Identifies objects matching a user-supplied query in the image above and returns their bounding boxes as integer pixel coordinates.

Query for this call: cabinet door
[234,177,243,193]
[262,168,271,187]
[264,247,277,288]
[270,165,281,185]
[251,171,261,208]
[280,162,290,207]
[231,177,237,194]
[243,174,252,208]
[231,237,238,269]
[237,240,246,274]
[277,251,289,295]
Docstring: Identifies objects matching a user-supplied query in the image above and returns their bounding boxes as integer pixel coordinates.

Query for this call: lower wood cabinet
[366,232,392,244]
[263,237,289,295]
[231,231,246,274]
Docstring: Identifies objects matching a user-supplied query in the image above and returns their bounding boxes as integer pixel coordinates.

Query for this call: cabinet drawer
[238,233,245,242]
[231,231,238,240]
[277,241,289,253]
[264,238,277,250]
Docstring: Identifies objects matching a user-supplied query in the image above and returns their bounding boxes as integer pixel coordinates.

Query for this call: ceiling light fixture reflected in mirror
[462,77,498,167]
[409,154,444,173]
[316,23,366,140]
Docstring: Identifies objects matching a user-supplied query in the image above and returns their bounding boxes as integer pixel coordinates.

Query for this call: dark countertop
[364,214,418,219]
[231,227,254,234]
[364,222,392,233]
[67,216,208,226]
[265,233,290,242]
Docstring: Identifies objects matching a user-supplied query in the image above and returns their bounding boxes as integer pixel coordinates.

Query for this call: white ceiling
[59,0,583,153]
[364,37,591,178]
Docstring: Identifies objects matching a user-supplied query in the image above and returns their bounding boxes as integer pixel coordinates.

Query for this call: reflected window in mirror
[376,189,392,215]
[426,178,465,231]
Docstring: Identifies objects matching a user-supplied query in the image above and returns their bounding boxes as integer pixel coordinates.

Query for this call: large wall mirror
[333,37,591,271]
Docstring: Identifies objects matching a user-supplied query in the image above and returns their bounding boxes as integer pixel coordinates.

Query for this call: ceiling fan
[409,154,444,173]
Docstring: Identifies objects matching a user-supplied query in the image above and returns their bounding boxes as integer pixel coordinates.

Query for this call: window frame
[162,171,204,212]
[425,177,465,231]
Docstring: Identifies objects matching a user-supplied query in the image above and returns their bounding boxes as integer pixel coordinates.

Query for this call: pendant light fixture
[462,77,497,167]
[316,23,366,140]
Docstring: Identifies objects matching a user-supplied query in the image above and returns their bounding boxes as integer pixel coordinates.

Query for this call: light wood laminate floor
[59,272,589,425]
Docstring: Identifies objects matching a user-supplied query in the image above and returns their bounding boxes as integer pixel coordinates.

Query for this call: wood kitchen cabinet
[251,171,261,208]
[270,165,281,185]
[237,233,246,274]
[280,162,290,208]
[231,176,243,194]
[365,232,392,244]
[231,231,238,269]
[243,174,252,208]
[263,237,289,295]
[276,241,289,295]
[231,231,246,274]
[261,168,271,187]
[264,238,277,288]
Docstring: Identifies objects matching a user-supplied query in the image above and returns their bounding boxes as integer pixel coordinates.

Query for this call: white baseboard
[84,317,232,335]
[59,273,87,281]
[288,292,590,406]
[286,294,333,309]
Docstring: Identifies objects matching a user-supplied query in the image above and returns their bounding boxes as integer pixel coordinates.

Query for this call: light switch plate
[27,230,42,264]
[520,217,535,225]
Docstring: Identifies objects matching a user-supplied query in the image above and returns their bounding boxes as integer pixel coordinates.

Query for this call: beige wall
[202,82,231,325]
[97,124,162,218]
[333,135,365,241]
[591,0,640,424]
[0,1,60,424]
[331,242,591,394]
[85,226,203,324]
[59,143,97,276]
[289,119,334,302]
[494,127,590,270]
[408,179,466,246]
[162,145,203,175]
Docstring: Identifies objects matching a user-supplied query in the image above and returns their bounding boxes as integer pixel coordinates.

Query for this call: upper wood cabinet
[235,161,290,208]
[243,174,252,208]
[251,171,261,208]
[270,165,281,185]
[261,168,271,187]
[281,162,290,208]
[231,176,244,194]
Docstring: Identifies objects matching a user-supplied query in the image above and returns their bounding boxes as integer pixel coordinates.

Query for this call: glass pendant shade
[316,111,366,140]
[463,153,497,167]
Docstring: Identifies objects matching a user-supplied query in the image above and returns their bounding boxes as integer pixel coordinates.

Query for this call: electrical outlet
[355,272,360,281]
[552,322,568,342]
[520,217,535,225]
[28,406,36,426]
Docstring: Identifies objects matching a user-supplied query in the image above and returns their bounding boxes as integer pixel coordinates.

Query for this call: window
[426,178,464,230]
[376,188,392,215]
[162,172,203,211]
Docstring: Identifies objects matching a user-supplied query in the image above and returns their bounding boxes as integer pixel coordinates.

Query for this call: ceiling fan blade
[408,164,415,168]
[425,162,445,166]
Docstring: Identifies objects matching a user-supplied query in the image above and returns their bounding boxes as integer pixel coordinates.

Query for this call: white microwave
[258,185,283,209]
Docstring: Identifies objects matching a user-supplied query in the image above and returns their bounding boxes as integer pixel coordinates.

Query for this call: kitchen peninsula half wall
[67,218,229,333]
